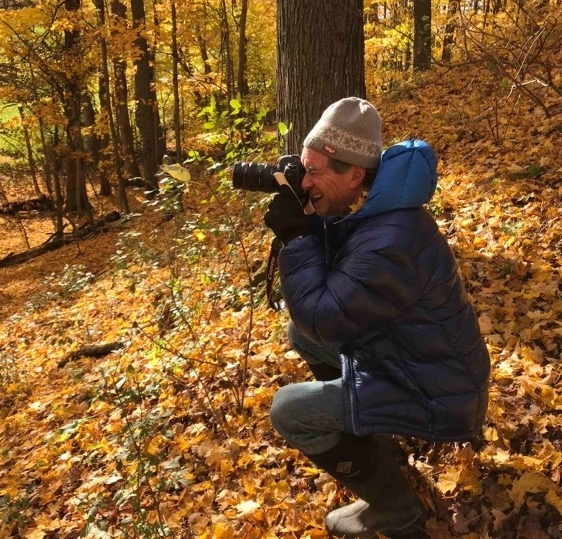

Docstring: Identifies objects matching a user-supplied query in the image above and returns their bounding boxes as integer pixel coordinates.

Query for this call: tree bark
[63,0,91,213]
[111,0,143,181]
[219,0,234,102]
[276,0,366,154]
[18,105,42,196]
[413,0,432,71]
[442,0,458,64]
[237,0,249,96]
[171,0,183,159]
[94,0,130,212]
[131,0,162,192]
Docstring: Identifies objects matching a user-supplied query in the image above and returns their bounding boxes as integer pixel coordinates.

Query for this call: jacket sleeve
[278,221,418,346]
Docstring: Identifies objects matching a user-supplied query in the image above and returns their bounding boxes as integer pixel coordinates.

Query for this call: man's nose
[301,174,313,190]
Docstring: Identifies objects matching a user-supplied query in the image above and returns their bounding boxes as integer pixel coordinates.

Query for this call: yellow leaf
[509,471,552,509]
[34,514,62,532]
[160,163,191,184]
[176,434,191,452]
[23,529,46,539]
[348,189,368,214]
[546,490,562,516]
[483,426,499,442]
[212,522,235,539]
[436,466,462,494]
[193,230,206,242]
[235,499,261,517]
[242,475,257,496]
[503,236,516,248]
[301,466,320,476]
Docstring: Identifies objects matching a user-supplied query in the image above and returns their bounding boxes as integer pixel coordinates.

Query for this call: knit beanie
[303,97,382,169]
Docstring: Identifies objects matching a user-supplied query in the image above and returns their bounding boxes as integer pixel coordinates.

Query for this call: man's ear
[350,166,366,188]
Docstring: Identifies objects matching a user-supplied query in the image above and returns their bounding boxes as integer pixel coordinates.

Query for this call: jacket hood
[350,139,438,219]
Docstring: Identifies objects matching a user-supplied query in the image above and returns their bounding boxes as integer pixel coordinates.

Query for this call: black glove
[264,185,311,245]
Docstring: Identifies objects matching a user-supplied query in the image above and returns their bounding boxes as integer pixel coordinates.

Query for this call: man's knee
[270,383,302,437]
[270,380,345,454]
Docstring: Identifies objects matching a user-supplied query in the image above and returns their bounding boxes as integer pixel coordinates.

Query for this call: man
[264,97,490,539]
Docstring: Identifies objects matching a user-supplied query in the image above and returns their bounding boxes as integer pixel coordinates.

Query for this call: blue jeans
[269,322,346,455]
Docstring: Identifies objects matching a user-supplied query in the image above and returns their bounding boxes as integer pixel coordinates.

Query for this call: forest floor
[0,67,561,539]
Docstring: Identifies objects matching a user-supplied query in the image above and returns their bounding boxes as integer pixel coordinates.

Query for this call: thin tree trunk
[63,0,91,214]
[413,0,432,71]
[52,127,65,238]
[29,65,56,200]
[131,0,160,192]
[95,0,130,212]
[17,106,41,196]
[96,75,113,197]
[111,0,142,180]
[151,3,166,161]
[170,0,182,159]
[237,0,249,96]
[219,0,234,102]
[83,92,111,196]
[442,0,458,63]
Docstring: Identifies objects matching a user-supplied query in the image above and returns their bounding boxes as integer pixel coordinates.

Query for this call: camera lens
[232,162,277,193]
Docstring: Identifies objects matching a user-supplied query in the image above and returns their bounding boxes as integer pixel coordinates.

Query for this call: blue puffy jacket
[278,140,490,442]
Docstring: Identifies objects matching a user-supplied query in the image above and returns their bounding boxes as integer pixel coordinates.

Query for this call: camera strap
[266,237,284,311]
[274,172,315,215]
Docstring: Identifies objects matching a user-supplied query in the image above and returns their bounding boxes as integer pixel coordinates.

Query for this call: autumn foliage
[1,1,562,538]
[1,61,561,537]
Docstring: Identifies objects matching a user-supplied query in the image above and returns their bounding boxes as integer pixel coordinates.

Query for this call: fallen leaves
[1,64,562,538]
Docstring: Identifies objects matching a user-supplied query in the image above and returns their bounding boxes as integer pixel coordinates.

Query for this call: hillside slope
[0,67,561,538]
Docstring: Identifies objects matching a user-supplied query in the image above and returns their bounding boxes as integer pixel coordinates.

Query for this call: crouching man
[264,97,490,539]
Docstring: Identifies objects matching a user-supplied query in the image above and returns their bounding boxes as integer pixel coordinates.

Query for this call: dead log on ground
[0,211,121,268]
[58,341,125,368]
[0,194,55,214]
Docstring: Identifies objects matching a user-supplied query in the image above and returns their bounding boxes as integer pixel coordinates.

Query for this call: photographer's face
[300,147,365,217]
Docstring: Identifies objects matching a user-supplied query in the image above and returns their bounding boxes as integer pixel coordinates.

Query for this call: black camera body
[232,155,306,204]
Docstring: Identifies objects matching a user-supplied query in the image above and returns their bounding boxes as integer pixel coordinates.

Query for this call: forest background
[0,0,561,538]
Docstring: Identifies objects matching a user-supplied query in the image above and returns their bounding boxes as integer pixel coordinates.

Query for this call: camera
[232,155,306,204]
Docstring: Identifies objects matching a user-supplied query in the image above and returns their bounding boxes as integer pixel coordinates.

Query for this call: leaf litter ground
[0,68,561,538]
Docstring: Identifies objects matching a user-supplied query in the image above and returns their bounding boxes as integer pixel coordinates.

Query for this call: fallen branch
[0,211,121,268]
[0,194,55,215]
[58,341,125,368]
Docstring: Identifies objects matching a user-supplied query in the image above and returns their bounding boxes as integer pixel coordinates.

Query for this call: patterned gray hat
[303,97,382,169]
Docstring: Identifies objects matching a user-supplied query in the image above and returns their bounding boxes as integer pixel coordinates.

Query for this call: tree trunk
[52,127,65,238]
[171,0,182,159]
[18,105,41,196]
[413,0,432,71]
[276,0,366,154]
[95,0,130,213]
[111,0,143,181]
[441,0,458,64]
[131,0,162,192]
[96,74,113,197]
[63,0,91,213]
[150,4,167,162]
[83,91,111,196]
[219,0,234,102]
[237,0,249,96]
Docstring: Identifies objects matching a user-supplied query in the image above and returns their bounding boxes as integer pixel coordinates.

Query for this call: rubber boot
[305,434,427,539]
[307,361,341,381]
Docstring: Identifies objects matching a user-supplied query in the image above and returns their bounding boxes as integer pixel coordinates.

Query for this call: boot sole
[326,504,427,539]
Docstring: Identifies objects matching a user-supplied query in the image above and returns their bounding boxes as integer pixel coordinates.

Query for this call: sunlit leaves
[1,6,562,533]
